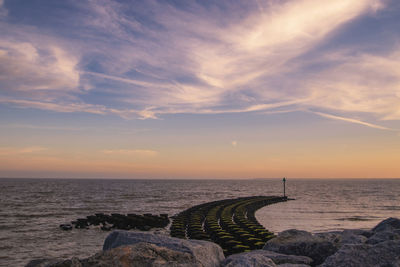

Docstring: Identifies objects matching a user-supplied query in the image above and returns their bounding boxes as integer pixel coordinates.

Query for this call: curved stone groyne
[170,196,287,255]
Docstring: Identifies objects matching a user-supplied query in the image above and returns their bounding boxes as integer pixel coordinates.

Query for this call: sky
[0,0,400,179]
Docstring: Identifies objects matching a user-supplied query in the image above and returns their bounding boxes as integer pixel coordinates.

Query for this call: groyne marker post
[283,177,286,197]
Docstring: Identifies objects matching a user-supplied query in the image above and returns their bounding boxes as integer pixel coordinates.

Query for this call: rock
[103,231,224,267]
[342,229,373,238]
[221,250,312,267]
[26,242,223,267]
[221,252,277,267]
[277,264,311,267]
[316,230,367,248]
[59,224,72,231]
[81,242,211,267]
[263,229,336,266]
[366,230,400,245]
[372,217,400,233]
[256,250,312,265]
[319,240,400,267]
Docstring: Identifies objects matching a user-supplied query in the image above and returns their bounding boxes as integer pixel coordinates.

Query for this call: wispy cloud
[0,146,47,156]
[102,149,158,157]
[0,0,7,17]
[312,111,391,130]
[0,39,80,94]
[2,0,398,129]
[305,50,400,121]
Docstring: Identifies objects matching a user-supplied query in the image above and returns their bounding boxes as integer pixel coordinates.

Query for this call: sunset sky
[1,0,400,179]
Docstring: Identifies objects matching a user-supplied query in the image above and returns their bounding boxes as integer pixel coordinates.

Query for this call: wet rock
[372,217,400,233]
[100,225,112,231]
[103,231,224,267]
[72,219,89,229]
[59,224,72,231]
[319,240,400,267]
[221,250,312,267]
[263,229,336,266]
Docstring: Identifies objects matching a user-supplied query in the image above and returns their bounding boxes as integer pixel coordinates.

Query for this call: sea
[1,178,400,267]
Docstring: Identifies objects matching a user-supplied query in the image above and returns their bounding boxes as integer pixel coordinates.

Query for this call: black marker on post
[283,177,286,198]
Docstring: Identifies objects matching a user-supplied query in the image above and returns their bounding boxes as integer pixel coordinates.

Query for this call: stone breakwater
[170,196,288,255]
[27,217,400,267]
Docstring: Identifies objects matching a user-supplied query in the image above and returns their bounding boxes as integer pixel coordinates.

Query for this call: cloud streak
[312,111,391,130]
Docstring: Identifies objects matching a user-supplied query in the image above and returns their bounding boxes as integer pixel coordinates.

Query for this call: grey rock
[316,230,368,249]
[342,229,373,238]
[263,229,336,265]
[372,217,400,233]
[277,264,311,267]
[255,250,312,265]
[366,230,400,244]
[221,252,277,267]
[319,240,400,267]
[221,250,312,267]
[82,242,207,267]
[103,231,224,267]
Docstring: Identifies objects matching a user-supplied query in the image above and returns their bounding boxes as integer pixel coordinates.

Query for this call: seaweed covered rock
[103,231,224,267]
[263,229,336,265]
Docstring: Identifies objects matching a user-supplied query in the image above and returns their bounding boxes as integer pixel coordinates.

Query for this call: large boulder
[221,252,277,267]
[26,243,218,267]
[316,230,367,248]
[372,217,400,233]
[319,240,400,267]
[366,230,400,245]
[82,242,213,267]
[277,265,311,267]
[26,232,224,267]
[103,231,224,267]
[263,229,336,266]
[221,250,312,267]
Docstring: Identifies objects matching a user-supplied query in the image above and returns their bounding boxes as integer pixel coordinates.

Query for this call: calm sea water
[1,178,400,266]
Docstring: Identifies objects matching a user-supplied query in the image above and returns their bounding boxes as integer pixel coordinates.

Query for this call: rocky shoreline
[27,217,400,266]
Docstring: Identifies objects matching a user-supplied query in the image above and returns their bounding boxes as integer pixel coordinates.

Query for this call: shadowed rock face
[263,229,336,266]
[372,217,400,233]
